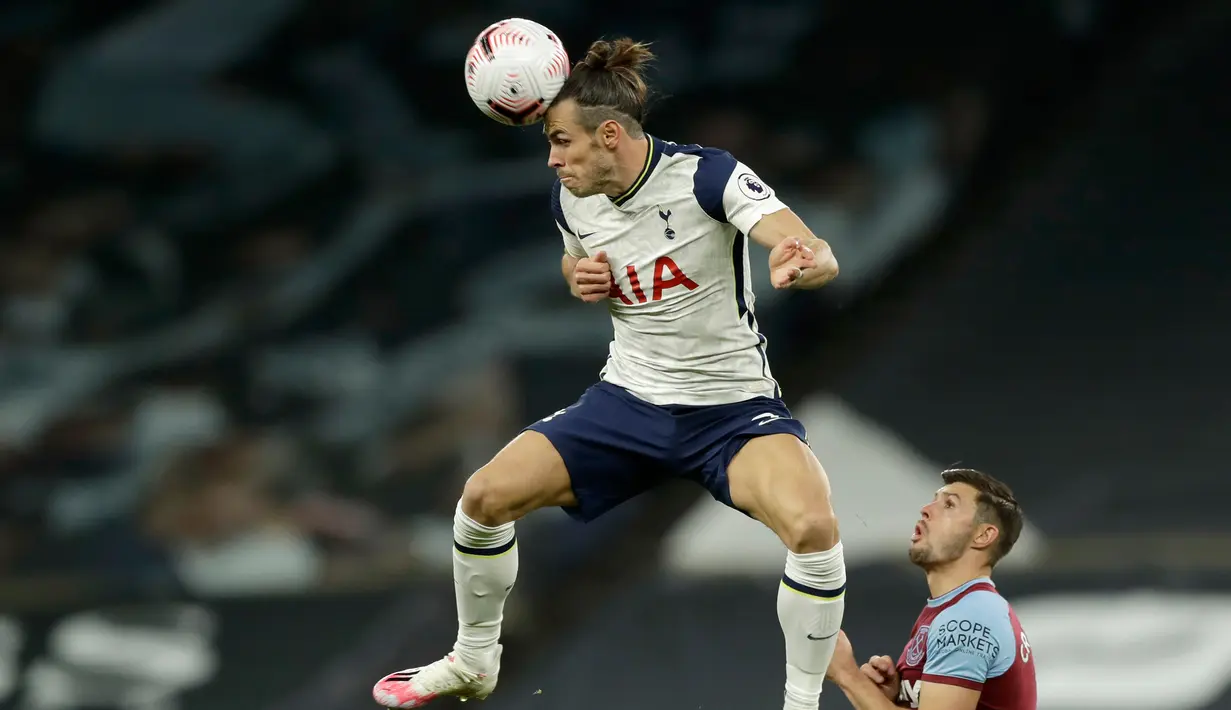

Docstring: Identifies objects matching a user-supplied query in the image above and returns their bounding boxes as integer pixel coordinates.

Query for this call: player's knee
[780,508,839,554]
[460,470,518,527]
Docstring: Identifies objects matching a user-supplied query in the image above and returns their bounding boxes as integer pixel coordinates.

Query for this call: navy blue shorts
[524,382,809,522]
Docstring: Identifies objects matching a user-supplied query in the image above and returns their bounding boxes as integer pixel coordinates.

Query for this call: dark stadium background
[2,1,1230,709]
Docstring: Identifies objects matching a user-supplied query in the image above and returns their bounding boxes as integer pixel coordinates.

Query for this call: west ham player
[373,38,844,710]
[826,469,1036,710]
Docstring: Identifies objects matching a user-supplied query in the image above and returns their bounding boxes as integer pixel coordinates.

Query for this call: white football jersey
[552,135,789,406]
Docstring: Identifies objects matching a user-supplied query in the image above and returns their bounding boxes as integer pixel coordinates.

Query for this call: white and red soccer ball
[464,18,570,126]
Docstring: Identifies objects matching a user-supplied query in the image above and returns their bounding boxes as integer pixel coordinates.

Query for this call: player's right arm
[563,250,612,302]
[552,179,611,303]
[562,253,581,282]
[860,655,902,703]
[827,632,912,710]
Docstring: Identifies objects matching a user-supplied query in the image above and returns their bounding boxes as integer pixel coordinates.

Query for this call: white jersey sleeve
[721,162,788,236]
[551,179,587,258]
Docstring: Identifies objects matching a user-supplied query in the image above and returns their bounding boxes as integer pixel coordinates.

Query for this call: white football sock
[451,502,518,672]
[778,543,847,710]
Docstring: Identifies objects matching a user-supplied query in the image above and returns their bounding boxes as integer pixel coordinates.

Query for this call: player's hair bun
[581,38,655,73]
[574,38,654,107]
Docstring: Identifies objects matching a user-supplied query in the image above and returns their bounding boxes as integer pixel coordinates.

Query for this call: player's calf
[453,432,576,669]
[727,434,847,710]
[375,432,577,707]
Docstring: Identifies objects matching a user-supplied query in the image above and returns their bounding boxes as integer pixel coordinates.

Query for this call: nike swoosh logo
[578,231,596,239]
[807,631,838,641]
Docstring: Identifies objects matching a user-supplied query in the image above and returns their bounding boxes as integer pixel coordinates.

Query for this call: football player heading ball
[374,21,843,710]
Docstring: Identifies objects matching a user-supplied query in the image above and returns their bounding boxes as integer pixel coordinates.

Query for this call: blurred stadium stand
[2,0,1229,709]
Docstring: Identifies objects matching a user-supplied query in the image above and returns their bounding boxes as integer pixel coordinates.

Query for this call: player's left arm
[717,161,837,290]
[748,208,839,289]
[918,592,1017,710]
[916,683,981,710]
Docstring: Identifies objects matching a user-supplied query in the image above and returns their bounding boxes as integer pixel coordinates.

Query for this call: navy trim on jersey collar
[609,135,662,207]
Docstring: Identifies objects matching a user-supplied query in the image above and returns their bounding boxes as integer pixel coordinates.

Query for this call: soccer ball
[464,18,570,126]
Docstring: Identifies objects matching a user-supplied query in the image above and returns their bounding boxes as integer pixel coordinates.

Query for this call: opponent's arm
[748,208,839,290]
[830,669,978,710]
[831,670,911,710]
[861,654,906,705]
[826,633,909,710]
[916,683,980,710]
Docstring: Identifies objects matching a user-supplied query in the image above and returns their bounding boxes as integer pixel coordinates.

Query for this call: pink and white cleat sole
[372,647,501,708]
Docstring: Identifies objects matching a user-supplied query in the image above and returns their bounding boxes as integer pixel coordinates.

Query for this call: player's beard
[908,528,972,569]
[576,149,616,197]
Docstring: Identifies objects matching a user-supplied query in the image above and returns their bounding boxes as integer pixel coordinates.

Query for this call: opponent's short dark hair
[553,38,655,136]
[941,468,1023,567]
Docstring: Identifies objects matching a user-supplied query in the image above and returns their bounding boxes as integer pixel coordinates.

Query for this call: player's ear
[599,119,620,148]
[972,523,1000,553]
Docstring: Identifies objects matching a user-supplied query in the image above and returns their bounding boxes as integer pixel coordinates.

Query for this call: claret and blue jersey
[896,578,1037,710]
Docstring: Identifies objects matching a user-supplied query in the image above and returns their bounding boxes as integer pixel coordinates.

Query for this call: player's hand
[768,237,817,289]
[571,251,613,303]
[825,630,861,685]
[860,655,901,701]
